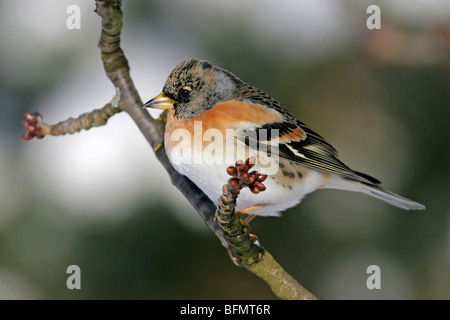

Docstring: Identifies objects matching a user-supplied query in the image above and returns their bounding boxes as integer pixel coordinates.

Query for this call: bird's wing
[229,97,380,185]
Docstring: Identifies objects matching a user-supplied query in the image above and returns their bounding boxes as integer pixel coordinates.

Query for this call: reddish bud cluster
[22,112,46,140]
[226,156,268,194]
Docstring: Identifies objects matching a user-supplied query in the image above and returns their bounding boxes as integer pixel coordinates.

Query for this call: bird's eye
[179,87,191,101]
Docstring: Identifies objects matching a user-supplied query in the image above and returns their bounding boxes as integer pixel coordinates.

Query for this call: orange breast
[165,100,285,150]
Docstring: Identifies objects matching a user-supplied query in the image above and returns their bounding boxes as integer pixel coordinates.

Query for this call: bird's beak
[143,92,175,110]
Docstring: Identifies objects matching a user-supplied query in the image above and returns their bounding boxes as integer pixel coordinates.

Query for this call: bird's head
[144,58,241,119]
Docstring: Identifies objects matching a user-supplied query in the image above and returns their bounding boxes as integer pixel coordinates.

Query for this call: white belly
[168,147,326,216]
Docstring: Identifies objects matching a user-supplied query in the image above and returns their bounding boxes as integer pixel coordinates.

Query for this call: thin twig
[22,103,121,140]
[215,158,318,300]
[215,157,266,266]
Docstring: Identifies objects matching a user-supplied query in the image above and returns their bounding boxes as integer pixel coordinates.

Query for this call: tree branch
[94,0,227,247]
[21,0,318,299]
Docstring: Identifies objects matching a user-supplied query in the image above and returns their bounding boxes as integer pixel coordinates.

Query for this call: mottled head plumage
[161,58,242,119]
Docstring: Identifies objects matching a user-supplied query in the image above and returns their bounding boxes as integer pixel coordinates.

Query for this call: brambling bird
[144,58,425,216]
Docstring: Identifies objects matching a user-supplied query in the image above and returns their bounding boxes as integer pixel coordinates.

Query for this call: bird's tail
[325,171,425,210]
[356,182,425,210]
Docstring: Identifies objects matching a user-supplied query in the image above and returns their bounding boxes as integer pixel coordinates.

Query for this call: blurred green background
[0,0,449,299]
